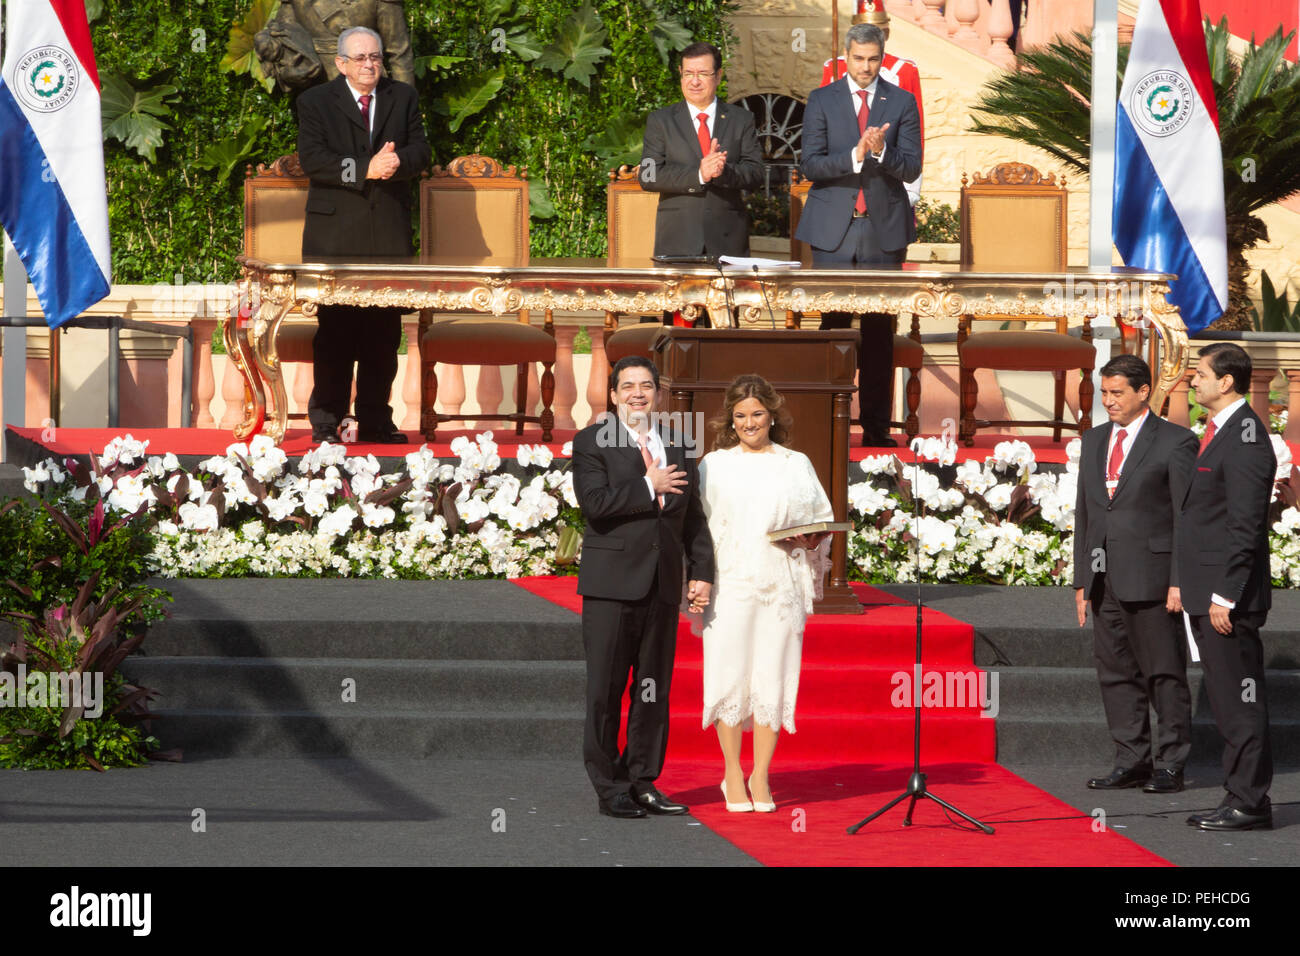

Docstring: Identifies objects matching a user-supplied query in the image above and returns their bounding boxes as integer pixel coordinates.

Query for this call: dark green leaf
[535,4,611,88]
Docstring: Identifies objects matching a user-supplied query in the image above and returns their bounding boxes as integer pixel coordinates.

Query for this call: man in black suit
[640,41,763,261]
[1177,343,1277,831]
[572,356,715,818]
[796,21,922,447]
[296,25,430,444]
[1074,355,1197,795]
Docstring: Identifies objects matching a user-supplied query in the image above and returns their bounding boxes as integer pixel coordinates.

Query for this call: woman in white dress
[697,375,834,812]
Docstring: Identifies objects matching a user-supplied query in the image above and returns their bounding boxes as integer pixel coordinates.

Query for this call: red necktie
[855,90,869,215]
[1199,419,1217,456]
[696,112,710,158]
[359,93,371,133]
[639,434,664,508]
[1106,428,1126,498]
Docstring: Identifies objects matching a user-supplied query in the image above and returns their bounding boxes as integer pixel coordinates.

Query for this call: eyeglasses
[680,71,716,81]
[342,53,383,64]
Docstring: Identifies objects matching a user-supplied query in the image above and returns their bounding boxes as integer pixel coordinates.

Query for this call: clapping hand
[700,138,727,182]
[367,141,401,180]
[855,122,890,162]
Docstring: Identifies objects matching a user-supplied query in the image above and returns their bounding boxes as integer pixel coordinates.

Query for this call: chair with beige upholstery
[789,170,922,438]
[602,164,664,359]
[241,154,315,422]
[957,162,1093,445]
[418,154,555,441]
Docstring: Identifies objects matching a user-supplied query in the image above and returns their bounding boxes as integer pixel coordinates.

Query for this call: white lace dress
[698,443,834,733]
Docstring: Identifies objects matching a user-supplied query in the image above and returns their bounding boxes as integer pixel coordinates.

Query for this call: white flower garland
[18,431,1300,587]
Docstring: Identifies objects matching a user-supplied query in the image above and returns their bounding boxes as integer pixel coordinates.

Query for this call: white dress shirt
[685,98,718,185]
[345,79,376,138]
[621,419,667,503]
[1104,409,1149,495]
[847,76,884,173]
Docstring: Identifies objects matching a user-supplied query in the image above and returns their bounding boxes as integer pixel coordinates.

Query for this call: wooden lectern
[654,327,863,614]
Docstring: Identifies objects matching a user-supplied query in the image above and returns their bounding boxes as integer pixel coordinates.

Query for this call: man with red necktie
[639,41,763,325]
[1177,343,1277,831]
[796,22,922,446]
[1073,354,1197,796]
[296,25,429,444]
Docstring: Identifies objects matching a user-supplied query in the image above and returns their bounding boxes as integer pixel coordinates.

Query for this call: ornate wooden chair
[418,154,555,441]
[788,170,922,438]
[957,162,1093,445]
[241,153,315,422]
[602,164,664,357]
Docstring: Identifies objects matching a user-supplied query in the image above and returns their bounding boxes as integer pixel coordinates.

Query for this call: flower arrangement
[17,430,1300,588]
[22,432,581,581]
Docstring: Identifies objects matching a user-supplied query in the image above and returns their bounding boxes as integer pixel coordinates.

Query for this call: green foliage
[196,114,271,184]
[0,497,168,626]
[0,498,172,770]
[436,66,506,133]
[219,0,279,92]
[100,72,180,163]
[536,4,613,88]
[583,114,649,170]
[745,188,788,238]
[1249,271,1300,332]
[914,197,959,244]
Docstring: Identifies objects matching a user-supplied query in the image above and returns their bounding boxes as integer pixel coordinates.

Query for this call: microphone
[712,256,735,328]
[752,264,777,330]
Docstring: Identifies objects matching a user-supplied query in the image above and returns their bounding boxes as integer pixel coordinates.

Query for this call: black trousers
[581,581,678,803]
[307,304,403,432]
[1190,608,1273,810]
[1090,572,1192,771]
[812,216,903,437]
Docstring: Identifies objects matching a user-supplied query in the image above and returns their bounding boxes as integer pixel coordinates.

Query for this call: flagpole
[1,0,30,461]
[1089,0,1119,400]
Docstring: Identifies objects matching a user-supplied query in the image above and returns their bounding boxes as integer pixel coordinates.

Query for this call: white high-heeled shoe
[721,781,753,812]
[748,776,776,812]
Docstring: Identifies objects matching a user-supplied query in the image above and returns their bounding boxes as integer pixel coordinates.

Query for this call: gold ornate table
[230,255,1186,444]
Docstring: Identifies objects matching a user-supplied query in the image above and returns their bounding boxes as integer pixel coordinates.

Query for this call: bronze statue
[255,0,416,92]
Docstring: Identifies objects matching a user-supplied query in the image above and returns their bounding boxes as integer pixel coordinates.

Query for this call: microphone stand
[752,264,778,330]
[847,441,994,835]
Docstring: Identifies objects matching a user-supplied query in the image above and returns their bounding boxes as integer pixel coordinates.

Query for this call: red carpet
[512,575,1170,866]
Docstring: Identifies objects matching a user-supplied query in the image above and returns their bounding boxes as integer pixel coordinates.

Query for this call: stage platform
[3,577,1295,868]
[4,424,1089,471]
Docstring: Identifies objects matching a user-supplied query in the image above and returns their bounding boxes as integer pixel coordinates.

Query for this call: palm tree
[968,19,1300,330]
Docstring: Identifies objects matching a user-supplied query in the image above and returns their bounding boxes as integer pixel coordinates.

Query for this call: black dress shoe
[357,427,409,444]
[598,792,647,819]
[1187,805,1272,831]
[632,787,689,815]
[861,432,899,448]
[1087,766,1152,789]
[1142,769,1184,793]
[311,426,338,443]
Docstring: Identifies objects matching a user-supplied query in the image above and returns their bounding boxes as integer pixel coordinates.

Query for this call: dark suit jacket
[1074,414,1198,602]
[795,76,922,253]
[572,418,714,603]
[640,100,763,258]
[1175,403,1276,616]
[296,74,430,257]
